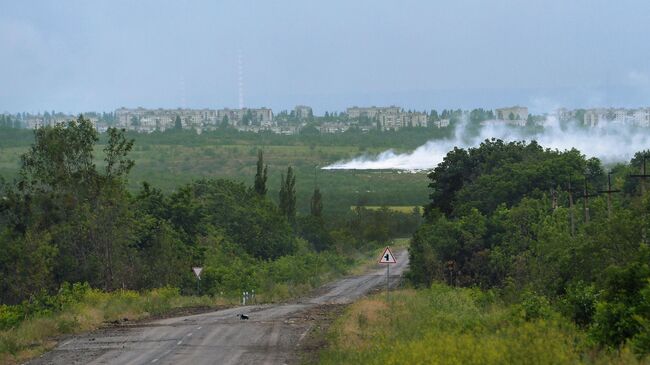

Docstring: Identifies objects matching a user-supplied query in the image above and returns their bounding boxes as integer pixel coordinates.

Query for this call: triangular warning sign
[378,246,397,264]
[192,267,203,279]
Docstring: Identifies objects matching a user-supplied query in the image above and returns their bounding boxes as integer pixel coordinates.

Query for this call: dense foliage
[0,117,421,310]
[409,139,650,356]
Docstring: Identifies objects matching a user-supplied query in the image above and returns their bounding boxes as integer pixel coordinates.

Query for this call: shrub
[559,281,599,327]
[516,290,554,321]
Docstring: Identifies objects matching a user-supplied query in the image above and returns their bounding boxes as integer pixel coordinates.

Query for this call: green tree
[104,128,135,181]
[254,150,268,196]
[279,166,296,223]
[2,116,140,294]
[174,115,182,130]
[310,187,323,217]
[19,115,99,196]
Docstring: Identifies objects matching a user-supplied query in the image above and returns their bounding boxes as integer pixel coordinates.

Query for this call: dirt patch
[101,304,231,328]
[293,304,349,365]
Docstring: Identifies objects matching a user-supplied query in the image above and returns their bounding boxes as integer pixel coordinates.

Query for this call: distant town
[2,105,650,134]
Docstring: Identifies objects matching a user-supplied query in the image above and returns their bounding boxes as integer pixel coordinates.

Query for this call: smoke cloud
[323,116,650,170]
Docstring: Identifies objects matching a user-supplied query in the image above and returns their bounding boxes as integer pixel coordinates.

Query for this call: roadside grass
[0,287,225,365]
[318,285,643,365]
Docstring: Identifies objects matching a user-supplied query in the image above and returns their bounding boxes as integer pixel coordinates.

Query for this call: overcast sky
[1,0,650,114]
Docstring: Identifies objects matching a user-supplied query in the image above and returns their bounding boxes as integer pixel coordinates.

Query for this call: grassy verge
[317,285,643,365]
[0,286,225,364]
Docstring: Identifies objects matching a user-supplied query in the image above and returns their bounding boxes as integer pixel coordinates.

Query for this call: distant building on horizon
[217,107,273,126]
[346,105,427,130]
[582,107,650,127]
[346,106,401,119]
[495,106,528,122]
[293,105,313,120]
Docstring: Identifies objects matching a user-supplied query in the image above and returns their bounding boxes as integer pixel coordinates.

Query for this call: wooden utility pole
[630,155,650,196]
[581,179,599,224]
[630,155,650,243]
[567,177,577,236]
[598,172,620,219]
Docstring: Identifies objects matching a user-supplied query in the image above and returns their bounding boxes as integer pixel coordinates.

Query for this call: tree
[2,116,140,293]
[279,166,296,223]
[174,115,182,130]
[221,115,229,128]
[19,115,99,195]
[310,187,323,217]
[254,150,268,196]
[104,128,135,181]
[508,112,516,121]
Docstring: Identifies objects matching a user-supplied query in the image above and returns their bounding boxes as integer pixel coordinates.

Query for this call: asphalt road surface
[29,249,409,365]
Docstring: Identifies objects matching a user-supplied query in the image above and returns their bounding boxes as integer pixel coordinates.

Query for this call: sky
[1,0,650,114]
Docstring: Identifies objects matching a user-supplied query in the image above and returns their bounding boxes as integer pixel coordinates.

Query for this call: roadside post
[192,267,203,294]
[378,246,397,303]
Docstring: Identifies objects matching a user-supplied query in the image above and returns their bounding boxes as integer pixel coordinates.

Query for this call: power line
[598,172,620,219]
[581,179,599,224]
[566,176,578,236]
[630,155,650,196]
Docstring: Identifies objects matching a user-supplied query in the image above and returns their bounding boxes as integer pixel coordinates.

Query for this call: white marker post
[378,246,397,302]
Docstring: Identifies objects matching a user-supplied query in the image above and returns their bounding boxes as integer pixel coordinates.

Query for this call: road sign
[378,246,397,264]
[192,267,203,279]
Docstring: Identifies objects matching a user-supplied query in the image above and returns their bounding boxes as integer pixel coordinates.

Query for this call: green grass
[0,287,223,365]
[318,285,643,365]
[0,141,429,215]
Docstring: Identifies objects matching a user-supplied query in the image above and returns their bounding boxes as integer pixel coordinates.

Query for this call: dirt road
[29,249,409,365]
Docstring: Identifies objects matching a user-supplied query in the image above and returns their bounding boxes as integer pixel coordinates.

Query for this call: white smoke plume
[323,116,650,170]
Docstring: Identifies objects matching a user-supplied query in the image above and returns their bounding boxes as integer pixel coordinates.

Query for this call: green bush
[0,282,91,330]
[0,305,22,330]
[559,281,598,327]
[515,290,554,321]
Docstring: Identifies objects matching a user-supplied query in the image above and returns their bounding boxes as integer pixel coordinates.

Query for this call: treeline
[0,116,420,306]
[408,139,650,356]
[125,126,454,150]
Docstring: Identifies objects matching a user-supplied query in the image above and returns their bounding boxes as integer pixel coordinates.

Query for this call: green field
[0,131,431,215]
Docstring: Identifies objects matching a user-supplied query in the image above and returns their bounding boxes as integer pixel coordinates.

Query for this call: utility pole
[630,155,650,196]
[598,172,620,219]
[630,155,650,243]
[581,179,599,224]
[566,177,577,236]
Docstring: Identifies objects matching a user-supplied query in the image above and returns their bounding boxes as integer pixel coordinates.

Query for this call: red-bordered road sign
[378,246,397,264]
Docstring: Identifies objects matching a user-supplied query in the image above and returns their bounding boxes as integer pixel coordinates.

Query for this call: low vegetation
[319,285,640,365]
[0,284,217,364]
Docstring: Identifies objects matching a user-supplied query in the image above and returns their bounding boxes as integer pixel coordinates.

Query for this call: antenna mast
[238,50,244,109]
